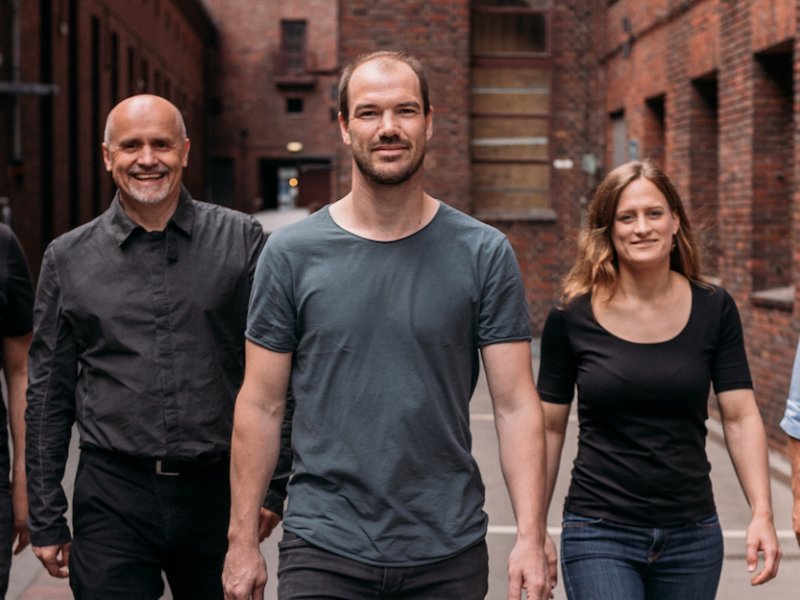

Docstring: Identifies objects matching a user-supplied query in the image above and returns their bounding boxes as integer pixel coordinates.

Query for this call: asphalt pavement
[9,343,800,598]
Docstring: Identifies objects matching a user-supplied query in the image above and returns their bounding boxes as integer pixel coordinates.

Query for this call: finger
[506,570,522,600]
[60,545,71,576]
[43,556,66,578]
[751,548,780,585]
[547,558,557,586]
[745,541,758,574]
[13,529,30,554]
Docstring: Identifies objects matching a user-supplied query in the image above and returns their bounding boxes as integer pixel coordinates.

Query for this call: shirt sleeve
[245,216,267,286]
[1,227,34,337]
[246,237,298,353]
[477,238,531,346]
[536,305,578,404]
[710,289,753,394]
[26,243,77,546]
[781,337,800,440]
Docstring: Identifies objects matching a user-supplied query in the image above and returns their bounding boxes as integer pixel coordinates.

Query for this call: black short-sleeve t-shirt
[537,283,751,526]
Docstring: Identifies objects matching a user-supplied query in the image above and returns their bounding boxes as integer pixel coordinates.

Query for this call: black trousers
[69,449,230,600]
[278,531,489,599]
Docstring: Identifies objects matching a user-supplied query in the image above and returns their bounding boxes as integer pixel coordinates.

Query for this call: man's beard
[127,174,171,205]
[353,146,425,186]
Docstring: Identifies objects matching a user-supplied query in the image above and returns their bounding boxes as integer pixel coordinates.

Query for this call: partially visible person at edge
[25,93,289,599]
[0,224,33,598]
[537,159,781,599]
[222,50,553,600]
[780,340,800,548]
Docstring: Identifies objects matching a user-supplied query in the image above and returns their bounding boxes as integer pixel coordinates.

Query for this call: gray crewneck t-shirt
[246,201,531,566]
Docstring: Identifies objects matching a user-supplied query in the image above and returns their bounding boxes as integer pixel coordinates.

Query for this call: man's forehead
[349,61,422,103]
[109,113,182,143]
[112,125,180,142]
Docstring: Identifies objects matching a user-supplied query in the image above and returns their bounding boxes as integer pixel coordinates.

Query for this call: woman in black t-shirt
[538,160,780,599]
[0,224,33,597]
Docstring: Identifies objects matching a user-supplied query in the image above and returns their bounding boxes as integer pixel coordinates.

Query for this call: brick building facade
[206,0,606,334]
[0,0,214,273]
[3,0,800,450]
[602,0,799,448]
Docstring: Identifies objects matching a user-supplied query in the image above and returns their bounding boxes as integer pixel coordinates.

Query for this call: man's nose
[137,145,157,165]
[378,111,400,137]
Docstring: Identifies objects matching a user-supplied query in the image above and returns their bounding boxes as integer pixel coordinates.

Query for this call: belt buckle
[155,460,180,476]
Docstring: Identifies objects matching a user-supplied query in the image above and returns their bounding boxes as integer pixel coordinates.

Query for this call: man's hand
[507,534,551,600]
[258,508,281,542]
[223,541,268,600]
[746,513,781,585]
[33,543,71,578]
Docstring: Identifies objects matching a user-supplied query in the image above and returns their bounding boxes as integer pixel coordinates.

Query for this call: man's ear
[182,138,191,167]
[338,112,351,146]
[102,143,112,172]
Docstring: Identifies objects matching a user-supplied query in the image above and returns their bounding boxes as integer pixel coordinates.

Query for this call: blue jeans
[560,511,723,600]
[277,531,489,599]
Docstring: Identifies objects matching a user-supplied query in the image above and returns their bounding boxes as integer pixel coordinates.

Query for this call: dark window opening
[287,97,304,113]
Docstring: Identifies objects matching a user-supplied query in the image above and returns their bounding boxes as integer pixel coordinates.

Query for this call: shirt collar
[107,185,195,246]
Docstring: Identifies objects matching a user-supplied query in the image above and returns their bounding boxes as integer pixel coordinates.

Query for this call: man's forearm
[496,401,548,540]
[228,392,285,546]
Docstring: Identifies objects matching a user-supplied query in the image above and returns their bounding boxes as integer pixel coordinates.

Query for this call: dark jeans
[560,511,724,600]
[69,449,230,600]
[277,531,489,599]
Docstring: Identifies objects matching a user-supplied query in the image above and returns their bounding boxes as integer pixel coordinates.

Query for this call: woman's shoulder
[546,293,593,327]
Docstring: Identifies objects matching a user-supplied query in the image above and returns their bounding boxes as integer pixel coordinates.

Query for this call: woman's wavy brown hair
[561,159,705,304]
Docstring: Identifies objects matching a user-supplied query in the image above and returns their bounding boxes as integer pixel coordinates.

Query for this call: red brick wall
[337,0,473,213]
[204,0,341,212]
[4,1,212,276]
[604,0,800,449]
[336,0,605,332]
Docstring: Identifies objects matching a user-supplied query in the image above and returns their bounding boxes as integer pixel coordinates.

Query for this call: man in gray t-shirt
[223,51,553,600]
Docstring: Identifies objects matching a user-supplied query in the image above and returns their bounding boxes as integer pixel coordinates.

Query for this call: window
[470,0,551,216]
[644,94,665,167]
[751,49,793,293]
[689,76,720,276]
[610,110,627,168]
[281,20,307,73]
[286,97,304,113]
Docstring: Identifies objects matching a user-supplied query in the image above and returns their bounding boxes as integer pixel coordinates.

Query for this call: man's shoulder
[191,199,261,229]
[435,202,506,241]
[264,208,329,248]
[47,209,111,253]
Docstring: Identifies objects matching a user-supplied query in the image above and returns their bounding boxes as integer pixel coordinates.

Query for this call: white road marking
[487,525,797,540]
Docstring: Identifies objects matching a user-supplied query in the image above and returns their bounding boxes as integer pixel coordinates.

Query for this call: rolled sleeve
[781,337,800,440]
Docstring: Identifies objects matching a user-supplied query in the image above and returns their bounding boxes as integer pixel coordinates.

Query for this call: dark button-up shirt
[26,188,266,545]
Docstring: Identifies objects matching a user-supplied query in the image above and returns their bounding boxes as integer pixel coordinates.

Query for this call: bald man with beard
[26,94,270,599]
